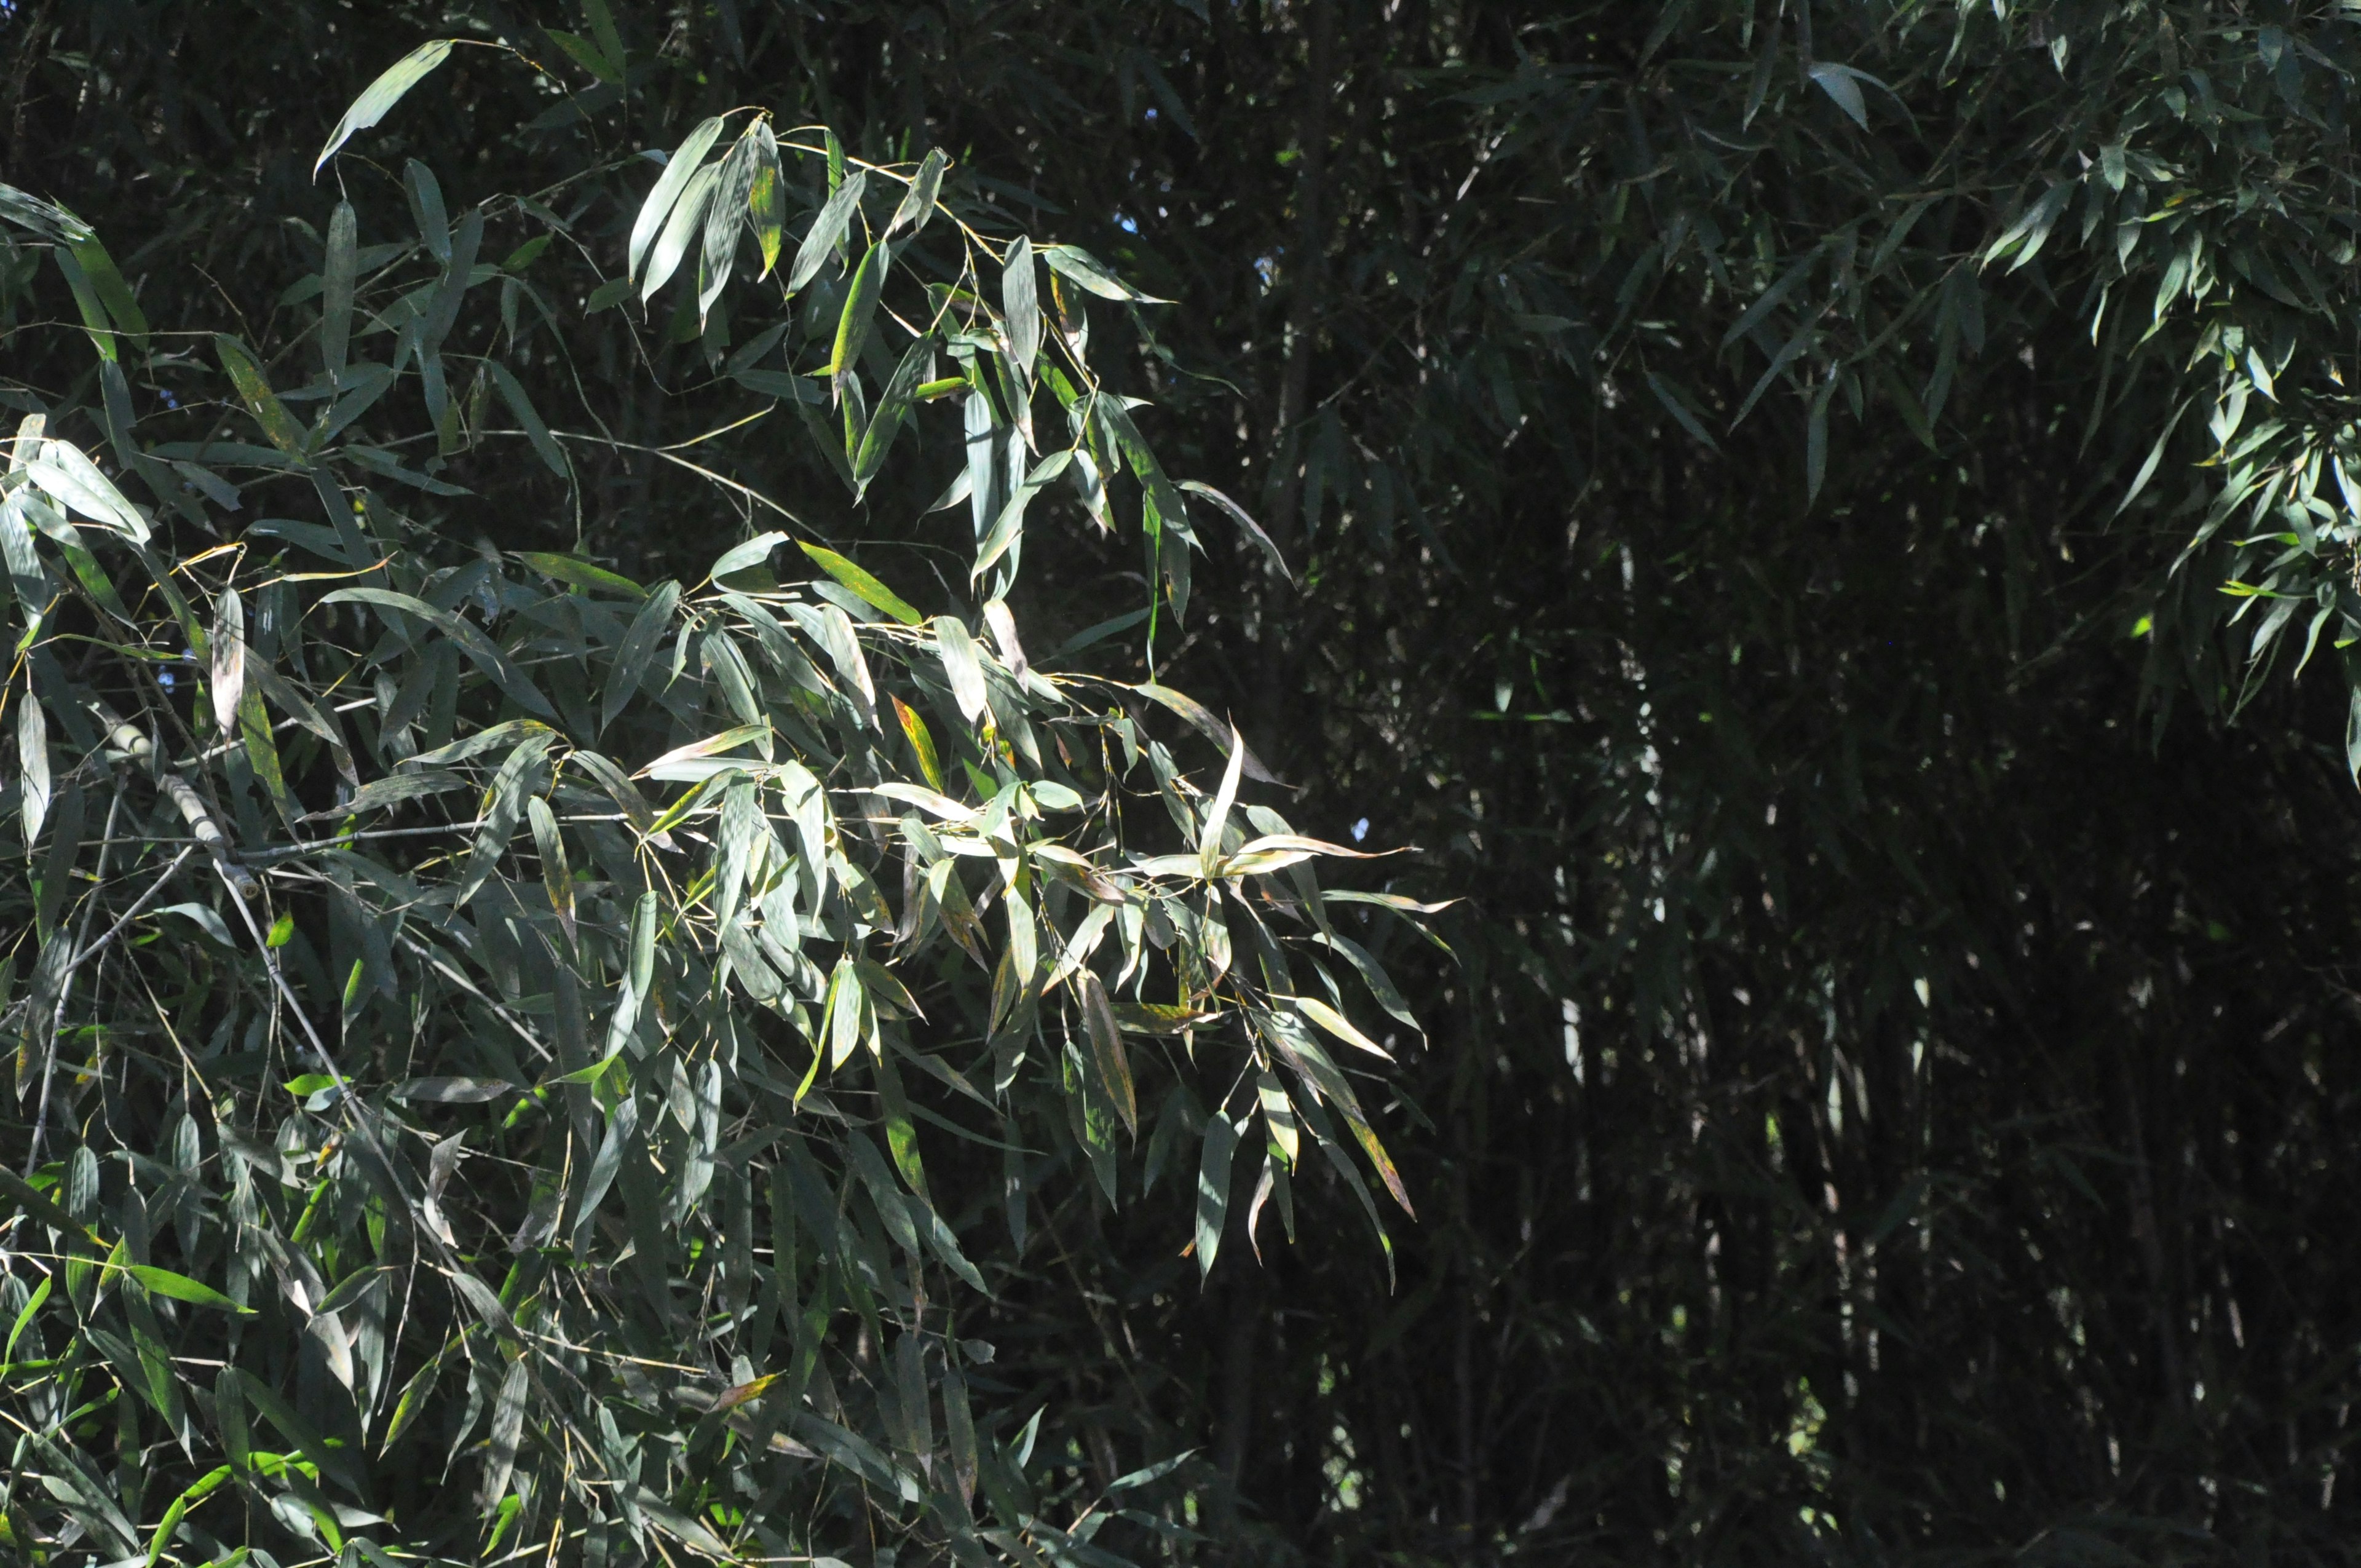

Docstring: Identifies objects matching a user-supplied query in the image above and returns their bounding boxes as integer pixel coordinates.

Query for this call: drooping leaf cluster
[0,47,1426,1568]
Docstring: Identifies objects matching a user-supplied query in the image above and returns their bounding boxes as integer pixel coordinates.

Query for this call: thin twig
[53,846,194,994]
[551,429,813,531]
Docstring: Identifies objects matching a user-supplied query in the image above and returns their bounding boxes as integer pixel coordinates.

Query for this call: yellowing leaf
[1294,995,1393,1061]
[798,541,922,624]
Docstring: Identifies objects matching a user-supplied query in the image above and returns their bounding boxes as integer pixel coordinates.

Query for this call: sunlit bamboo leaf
[315,39,454,173]
[629,116,727,283]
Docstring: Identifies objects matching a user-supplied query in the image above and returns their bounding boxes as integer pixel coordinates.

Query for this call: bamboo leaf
[316,39,455,173]
[641,164,719,303]
[1080,971,1137,1135]
[119,1264,253,1313]
[829,239,889,376]
[1003,237,1040,382]
[935,615,990,723]
[209,587,245,735]
[788,170,868,295]
[887,146,949,239]
[1194,1111,1240,1280]
[629,116,727,283]
[893,695,947,794]
[17,692,49,848]
[322,200,357,383]
[799,541,922,625]
[1294,994,1394,1061]
[529,794,576,946]
[749,120,785,277]
[489,361,571,477]
[604,580,683,731]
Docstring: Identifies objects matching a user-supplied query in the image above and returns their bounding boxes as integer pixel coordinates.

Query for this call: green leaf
[318,769,464,818]
[641,162,719,303]
[454,731,555,909]
[2116,397,2191,517]
[638,723,772,779]
[1135,681,1281,783]
[322,200,357,383]
[829,239,889,377]
[1312,930,1421,1035]
[119,1263,254,1313]
[1294,994,1393,1061]
[788,170,868,295]
[232,1367,364,1497]
[4,1273,49,1360]
[29,438,151,540]
[1179,480,1290,580]
[1806,61,1878,129]
[699,124,764,323]
[852,339,930,497]
[826,956,867,1069]
[1257,1072,1302,1166]
[1080,972,1137,1136]
[382,1350,445,1451]
[405,157,450,262]
[933,615,990,723]
[68,232,148,347]
[216,335,310,459]
[1194,1109,1239,1280]
[1040,243,1168,303]
[583,0,628,73]
[547,28,620,84]
[0,180,90,244]
[0,1166,97,1241]
[1719,248,1821,351]
[489,361,571,477]
[972,449,1070,585]
[1643,373,1718,453]
[237,681,295,819]
[1984,181,2075,274]
[749,119,785,277]
[629,116,727,283]
[1003,237,1040,382]
[54,244,117,361]
[323,587,558,719]
[315,39,455,172]
[483,1357,529,1508]
[1198,715,1246,876]
[144,1465,232,1568]
[515,550,644,598]
[1107,1449,1196,1493]
[529,794,575,945]
[17,692,49,848]
[629,1487,732,1558]
[710,530,788,580]
[1806,373,1836,506]
[887,146,949,239]
[603,580,682,730]
[502,234,552,274]
[629,888,658,995]
[799,541,922,625]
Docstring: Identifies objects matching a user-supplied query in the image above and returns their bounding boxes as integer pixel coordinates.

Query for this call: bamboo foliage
[0,51,1426,1568]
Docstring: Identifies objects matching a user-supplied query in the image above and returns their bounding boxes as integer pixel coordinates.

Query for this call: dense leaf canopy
[9,2,2361,1566]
